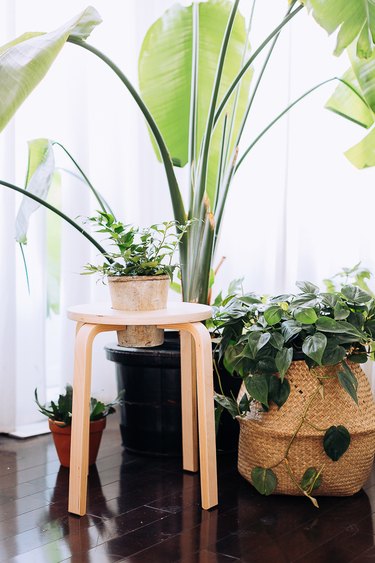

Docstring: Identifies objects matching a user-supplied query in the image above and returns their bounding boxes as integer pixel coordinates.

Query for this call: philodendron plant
[0,2,373,304]
[212,281,375,504]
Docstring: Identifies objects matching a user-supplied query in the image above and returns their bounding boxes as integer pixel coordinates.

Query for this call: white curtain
[1,1,375,433]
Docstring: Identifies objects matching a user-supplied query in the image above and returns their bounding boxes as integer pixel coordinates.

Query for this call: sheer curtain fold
[1,1,375,432]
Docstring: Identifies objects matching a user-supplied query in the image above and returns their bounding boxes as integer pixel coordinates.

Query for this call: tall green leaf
[138,0,252,206]
[306,0,375,58]
[15,139,55,244]
[325,68,374,129]
[0,6,102,133]
[325,45,375,169]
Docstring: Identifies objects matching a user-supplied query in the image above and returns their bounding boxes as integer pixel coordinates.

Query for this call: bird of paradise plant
[0,1,373,304]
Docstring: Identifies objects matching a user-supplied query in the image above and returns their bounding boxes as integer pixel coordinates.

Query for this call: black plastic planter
[105,331,240,457]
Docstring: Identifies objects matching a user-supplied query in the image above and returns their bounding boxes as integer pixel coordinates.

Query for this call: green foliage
[306,0,375,58]
[323,425,351,461]
[82,213,189,279]
[338,361,359,405]
[212,280,374,505]
[251,467,277,496]
[300,467,322,494]
[212,281,374,401]
[34,385,124,427]
[2,1,366,305]
[324,263,374,297]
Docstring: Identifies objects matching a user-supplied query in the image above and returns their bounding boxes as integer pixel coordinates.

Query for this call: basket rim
[236,415,375,438]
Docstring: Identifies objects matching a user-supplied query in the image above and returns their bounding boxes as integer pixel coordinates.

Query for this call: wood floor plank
[0,414,374,563]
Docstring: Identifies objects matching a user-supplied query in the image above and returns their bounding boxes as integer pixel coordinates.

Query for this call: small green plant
[324,263,374,297]
[82,213,189,280]
[35,384,124,427]
[212,281,375,506]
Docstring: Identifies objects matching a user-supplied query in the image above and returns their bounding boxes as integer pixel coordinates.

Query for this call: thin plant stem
[213,4,303,126]
[235,76,370,172]
[52,141,110,215]
[0,180,111,262]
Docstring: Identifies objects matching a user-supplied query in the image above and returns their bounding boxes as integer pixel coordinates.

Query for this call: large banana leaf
[306,0,375,58]
[325,68,374,128]
[326,44,375,168]
[0,6,101,133]
[138,0,251,207]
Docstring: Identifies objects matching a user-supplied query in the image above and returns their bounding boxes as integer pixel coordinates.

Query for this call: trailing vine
[212,281,375,504]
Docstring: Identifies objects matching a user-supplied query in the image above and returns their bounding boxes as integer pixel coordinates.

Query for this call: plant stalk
[0,180,111,262]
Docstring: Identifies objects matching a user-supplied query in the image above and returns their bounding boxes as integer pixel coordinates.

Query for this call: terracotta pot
[108,275,170,347]
[49,417,107,468]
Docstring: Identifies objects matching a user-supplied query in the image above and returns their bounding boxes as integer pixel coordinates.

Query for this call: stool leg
[185,323,218,510]
[68,323,102,516]
[180,331,198,472]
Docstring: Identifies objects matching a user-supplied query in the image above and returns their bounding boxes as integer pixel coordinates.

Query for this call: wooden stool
[67,302,218,516]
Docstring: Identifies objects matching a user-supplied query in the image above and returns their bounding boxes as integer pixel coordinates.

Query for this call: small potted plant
[213,281,375,507]
[82,212,189,347]
[35,384,124,467]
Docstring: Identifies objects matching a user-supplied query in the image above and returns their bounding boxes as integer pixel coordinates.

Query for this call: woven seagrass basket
[238,361,375,496]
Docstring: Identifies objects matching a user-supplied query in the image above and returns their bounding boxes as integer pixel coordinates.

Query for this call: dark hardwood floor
[1,415,375,562]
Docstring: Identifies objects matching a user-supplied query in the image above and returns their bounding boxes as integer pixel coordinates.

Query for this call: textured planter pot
[238,361,375,496]
[49,417,107,468]
[108,275,170,347]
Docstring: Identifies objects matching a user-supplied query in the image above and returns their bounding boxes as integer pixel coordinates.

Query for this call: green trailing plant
[212,281,375,505]
[34,385,124,427]
[0,2,373,304]
[82,213,190,279]
[324,263,374,297]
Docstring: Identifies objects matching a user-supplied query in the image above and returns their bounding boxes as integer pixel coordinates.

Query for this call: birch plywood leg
[180,330,198,472]
[160,322,218,510]
[68,323,104,516]
[188,322,218,510]
[68,323,127,516]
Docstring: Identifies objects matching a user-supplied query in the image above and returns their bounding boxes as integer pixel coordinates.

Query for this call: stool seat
[67,301,218,516]
[68,301,212,325]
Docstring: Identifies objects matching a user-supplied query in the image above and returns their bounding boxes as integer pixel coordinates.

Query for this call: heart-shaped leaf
[300,467,322,493]
[275,348,293,381]
[251,467,277,496]
[323,425,351,461]
[268,376,290,408]
[245,374,268,406]
[269,332,284,351]
[295,281,319,294]
[294,307,318,324]
[245,332,271,360]
[264,306,283,326]
[338,371,358,405]
[281,320,302,342]
[302,333,327,365]
[341,285,373,304]
[321,338,346,365]
[315,317,338,332]
[333,301,350,320]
